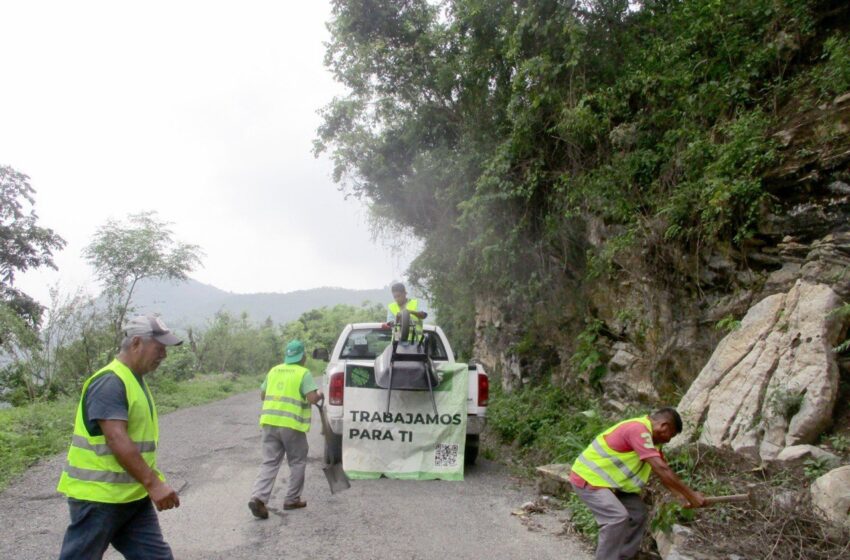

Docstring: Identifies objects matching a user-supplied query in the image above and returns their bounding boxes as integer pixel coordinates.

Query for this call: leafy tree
[0,287,112,403]
[83,211,203,347]
[317,0,831,358]
[193,311,280,376]
[0,165,66,329]
[281,303,384,352]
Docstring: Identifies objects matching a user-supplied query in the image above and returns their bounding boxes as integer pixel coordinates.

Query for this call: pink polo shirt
[570,419,662,489]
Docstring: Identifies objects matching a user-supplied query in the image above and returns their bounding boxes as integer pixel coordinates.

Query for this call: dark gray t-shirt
[83,371,153,436]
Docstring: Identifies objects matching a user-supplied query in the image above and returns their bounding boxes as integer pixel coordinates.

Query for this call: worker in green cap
[248,339,323,519]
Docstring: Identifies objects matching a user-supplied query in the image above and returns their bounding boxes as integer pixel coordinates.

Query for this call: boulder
[654,524,694,559]
[772,444,840,467]
[673,280,845,462]
[652,524,717,560]
[810,466,850,531]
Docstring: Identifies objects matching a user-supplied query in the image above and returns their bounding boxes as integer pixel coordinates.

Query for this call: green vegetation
[145,372,265,415]
[827,433,850,454]
[565,492,600,539]
[487,382,608,466]
[0,165,66,332]
[83,211,203,347]
[486,381,611,539]
[316,0,848,362]
[650,500,696,533]
[831,302,850,353]
[714,315,742,333]
[281,302,384,352]
[0,254,377,490]
[0,399,75,492]
[802,456,833,480]
[569,319,608,389]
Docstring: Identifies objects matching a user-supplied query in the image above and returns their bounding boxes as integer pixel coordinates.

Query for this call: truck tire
[464,434,479,466]
[324,433,343,464]
[398,308,411,342]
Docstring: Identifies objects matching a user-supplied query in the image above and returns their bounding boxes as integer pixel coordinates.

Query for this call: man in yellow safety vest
[57,315,183,560]
[248,339,323,519]
[570,407,706,560]
[384,282,427,338]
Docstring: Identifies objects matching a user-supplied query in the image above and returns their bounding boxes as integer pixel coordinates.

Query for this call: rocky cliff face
[474,91,850,418]
[673,280,844,461]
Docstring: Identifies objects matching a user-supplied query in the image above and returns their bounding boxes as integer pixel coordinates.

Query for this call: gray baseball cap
[123,315,183,346]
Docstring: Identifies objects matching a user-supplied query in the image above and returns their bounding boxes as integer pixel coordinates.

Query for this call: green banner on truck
[342,363,468,480]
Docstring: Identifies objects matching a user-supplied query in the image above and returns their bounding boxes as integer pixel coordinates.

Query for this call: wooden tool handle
[703,493,750,504]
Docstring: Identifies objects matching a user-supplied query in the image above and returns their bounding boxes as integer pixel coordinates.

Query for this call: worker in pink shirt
[570,407,705,560]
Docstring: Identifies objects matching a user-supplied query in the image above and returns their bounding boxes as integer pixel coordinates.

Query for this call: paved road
[0,391,591,560]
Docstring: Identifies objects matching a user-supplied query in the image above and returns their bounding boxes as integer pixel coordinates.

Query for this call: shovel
[316,403,351,494]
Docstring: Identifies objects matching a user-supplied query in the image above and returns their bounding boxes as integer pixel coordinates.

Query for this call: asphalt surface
[0,391,591,560]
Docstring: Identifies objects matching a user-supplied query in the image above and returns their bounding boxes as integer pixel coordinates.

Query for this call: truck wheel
[398,309,411,342]
[464,434,479,466]
[324,433,343,464]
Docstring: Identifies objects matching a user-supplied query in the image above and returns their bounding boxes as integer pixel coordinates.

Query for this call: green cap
[284,339,305,364]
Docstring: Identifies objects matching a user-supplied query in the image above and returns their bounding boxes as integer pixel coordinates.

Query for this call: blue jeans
[58,497,173,560]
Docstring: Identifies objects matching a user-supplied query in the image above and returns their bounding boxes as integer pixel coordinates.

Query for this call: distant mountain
[129,278,390,328]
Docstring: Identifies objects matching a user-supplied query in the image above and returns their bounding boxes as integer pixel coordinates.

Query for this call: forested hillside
[318,3,850,555]
[317,0,849,393]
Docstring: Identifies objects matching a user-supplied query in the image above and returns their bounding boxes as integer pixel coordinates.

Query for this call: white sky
[1,0,418,305]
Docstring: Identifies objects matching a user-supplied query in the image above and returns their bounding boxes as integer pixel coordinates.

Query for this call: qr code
[434,443,458,467]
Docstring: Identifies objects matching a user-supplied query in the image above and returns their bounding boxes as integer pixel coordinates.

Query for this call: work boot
[283,499,307,510]
[248,498,269,519]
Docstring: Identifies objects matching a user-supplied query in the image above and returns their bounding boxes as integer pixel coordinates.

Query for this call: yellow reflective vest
[57,359,162,503]
[260,364,312,432]
[388,298,422,326]
[570,416,659,493]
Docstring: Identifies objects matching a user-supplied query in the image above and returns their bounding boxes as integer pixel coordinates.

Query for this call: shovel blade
[323,463,351,494]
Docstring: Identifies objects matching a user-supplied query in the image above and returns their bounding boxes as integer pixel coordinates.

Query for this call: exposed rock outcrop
[673,280,845,461]
[472,93,850,405]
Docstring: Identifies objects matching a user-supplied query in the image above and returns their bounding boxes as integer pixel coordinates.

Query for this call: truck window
[423,332,449,360]
[340,329,449,361]
[340,329,393,359]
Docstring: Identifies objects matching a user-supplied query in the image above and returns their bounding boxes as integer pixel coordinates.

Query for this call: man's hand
[380,322,392,330]
[646,456,705,509]
[305,389,323,405]
[683,490,706,509]
[99,419,181,511]
[147,479,180,511]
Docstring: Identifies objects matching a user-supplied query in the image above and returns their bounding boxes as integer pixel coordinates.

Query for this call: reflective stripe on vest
[56,359,162,503]
[63,464,136,484]
[70,434,157,456]
[570,416,657,493]
[260,364,312,432]
[388,299,421,324]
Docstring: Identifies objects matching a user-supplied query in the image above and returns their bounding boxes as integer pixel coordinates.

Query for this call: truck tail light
[329,371,345,405]
[477,371,489,407]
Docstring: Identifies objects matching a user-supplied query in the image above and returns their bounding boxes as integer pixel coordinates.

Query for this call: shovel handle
[703,493,750,505]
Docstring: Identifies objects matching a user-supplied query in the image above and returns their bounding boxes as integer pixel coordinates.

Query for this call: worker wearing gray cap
[57,315,182,560]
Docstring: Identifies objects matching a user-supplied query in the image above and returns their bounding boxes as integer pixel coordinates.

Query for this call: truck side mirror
[312,348,330,361]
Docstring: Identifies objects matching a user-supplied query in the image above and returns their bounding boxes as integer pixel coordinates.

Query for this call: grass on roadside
[146,372,265,414]
[0,371,265,493]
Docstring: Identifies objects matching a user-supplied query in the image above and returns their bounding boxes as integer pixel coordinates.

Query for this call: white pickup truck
[312,322,489,465]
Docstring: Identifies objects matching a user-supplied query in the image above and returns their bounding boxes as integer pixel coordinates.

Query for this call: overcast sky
[1,1,418,306]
